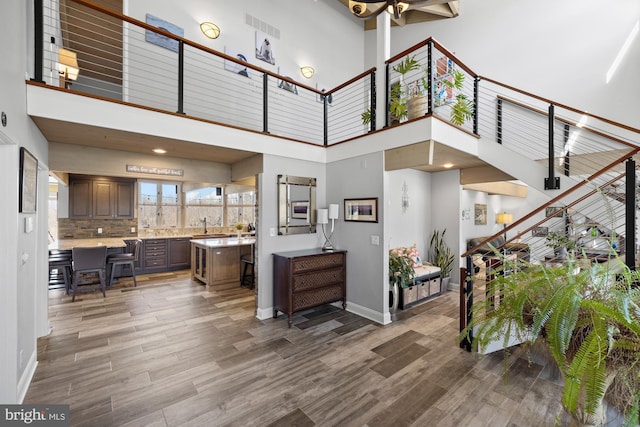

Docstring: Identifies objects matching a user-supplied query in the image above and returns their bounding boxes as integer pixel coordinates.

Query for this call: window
[227,191,256,226]
[184,187,224,228]
[138,181,180,228]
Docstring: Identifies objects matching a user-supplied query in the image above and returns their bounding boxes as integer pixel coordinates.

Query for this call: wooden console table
[273,249,347,327]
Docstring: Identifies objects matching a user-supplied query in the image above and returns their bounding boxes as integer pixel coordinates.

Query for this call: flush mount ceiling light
[300,66,314,79]
[152,148,167,154]
[348,0,426,19]
[200,22,220,39]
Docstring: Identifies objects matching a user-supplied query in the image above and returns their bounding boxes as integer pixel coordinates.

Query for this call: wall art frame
[344,197,378,223]
[19,147,38,213]
[474,203,487,225]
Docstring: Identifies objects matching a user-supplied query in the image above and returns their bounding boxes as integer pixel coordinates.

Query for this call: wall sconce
[496,212,513,241]
[317,203,339,251]
[300,66,314,79]
[200,22,220,39]
[58,47,79,88]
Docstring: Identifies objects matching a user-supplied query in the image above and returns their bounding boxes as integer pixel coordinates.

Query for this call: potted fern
[461,252,640,426]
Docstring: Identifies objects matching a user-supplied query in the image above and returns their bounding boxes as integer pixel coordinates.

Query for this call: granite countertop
[49,238,127,251]
[190,237,256,248]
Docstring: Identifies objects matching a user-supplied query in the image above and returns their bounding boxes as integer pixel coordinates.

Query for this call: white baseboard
[448,281,460,291]
[342,301,386,325]
[256,306,273,321]
[17,351,38,403]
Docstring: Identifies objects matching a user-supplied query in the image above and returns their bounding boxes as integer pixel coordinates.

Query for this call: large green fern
[461,251,640,422]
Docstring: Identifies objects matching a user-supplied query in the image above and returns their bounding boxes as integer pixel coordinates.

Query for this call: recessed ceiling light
[443,163,453,168]
[153,148,167,154]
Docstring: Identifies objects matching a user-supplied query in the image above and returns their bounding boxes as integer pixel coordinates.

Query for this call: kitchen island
[191,237,255,289]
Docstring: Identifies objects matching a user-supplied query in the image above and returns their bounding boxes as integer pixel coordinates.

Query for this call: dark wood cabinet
[142,239,167,271]
[69,175,134,219]
[168,238,191,268]
[273,249,347,327]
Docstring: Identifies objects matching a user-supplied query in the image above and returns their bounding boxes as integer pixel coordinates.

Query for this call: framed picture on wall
[474,203,487,225]
[19,147,38,213]
[344,198,378,222]
[290,200,309,219]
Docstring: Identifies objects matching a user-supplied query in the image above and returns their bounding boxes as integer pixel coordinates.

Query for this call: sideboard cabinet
[273,249,347,327]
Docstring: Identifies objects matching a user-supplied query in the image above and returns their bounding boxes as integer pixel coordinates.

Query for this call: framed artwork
[532,226,549,237]
[145,14,184,53]
[224,47,250,78]
[278,68,298,95]
[290,201,309,219]
[474,203,487,225]
[19,147,38,213]
[344,198,378,223]
[545,206,564,218]
[255,31,276,65]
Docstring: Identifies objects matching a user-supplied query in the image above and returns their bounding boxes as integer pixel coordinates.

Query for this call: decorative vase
[389,281,399,313]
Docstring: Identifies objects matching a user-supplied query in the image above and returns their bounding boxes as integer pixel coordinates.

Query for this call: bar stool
[106,239,142,287]
[48,249,72,293]
[71,246,108,302]
[240,253,254,289]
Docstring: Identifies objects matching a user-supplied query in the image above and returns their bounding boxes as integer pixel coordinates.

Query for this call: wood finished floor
[25,271,573,426]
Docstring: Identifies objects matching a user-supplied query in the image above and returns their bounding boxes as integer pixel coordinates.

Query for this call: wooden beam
[463,181,528,198]
[460,165,514,184]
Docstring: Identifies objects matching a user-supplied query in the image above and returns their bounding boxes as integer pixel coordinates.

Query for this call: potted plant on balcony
[546,231,577,258]
[428,229,455,292]
[461,253,640,426]
[389,250,415,313]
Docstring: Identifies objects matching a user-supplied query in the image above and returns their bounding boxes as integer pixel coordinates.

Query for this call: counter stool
[107,239,142,287]
[49,250,72,293]
[240,253,254,290]
[71,246,108,302]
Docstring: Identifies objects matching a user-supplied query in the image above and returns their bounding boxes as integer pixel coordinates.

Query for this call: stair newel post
[626,157,636,270]
[177,40,184,114]
[323,88,328,146]
[544,104,560,190]
[460,255,474,352]
[370,69,376,132]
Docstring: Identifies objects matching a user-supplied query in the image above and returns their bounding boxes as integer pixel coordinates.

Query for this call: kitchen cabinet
[168,238,191,268]
[142,238,167,271]
[191,238,255,288]
[69,175,135,219]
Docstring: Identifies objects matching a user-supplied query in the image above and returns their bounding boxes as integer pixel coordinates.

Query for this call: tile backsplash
[57,219,244,239]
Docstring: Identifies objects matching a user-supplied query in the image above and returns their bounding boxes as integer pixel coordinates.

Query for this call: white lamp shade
[328,203,339,220]
[317,208,328,224]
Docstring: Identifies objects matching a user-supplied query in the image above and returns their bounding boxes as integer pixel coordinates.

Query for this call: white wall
[371,0,640,129]
[256,154,327,320]
[328,152,386,323]
[430,169,461,285]
[2,1,50,404]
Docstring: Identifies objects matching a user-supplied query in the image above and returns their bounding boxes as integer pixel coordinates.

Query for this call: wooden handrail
[386,37,478,78]
[326,67,376,95]
[68,0,372,97]
[497,95,638,149]
[484,77,640,136]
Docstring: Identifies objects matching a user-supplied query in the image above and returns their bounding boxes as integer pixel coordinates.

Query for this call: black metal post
[460,256,474,351]
[427,41,433,114]
[626,158,636,270]
[544,104,560,189]
[563,124,570,176]
[496,98,503,144]
[263,73,269,133]
[370,70,376,132]
[32,0,44,83]
[323,91,328,146]
[473,76,479,135]
[177,41,184,114]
